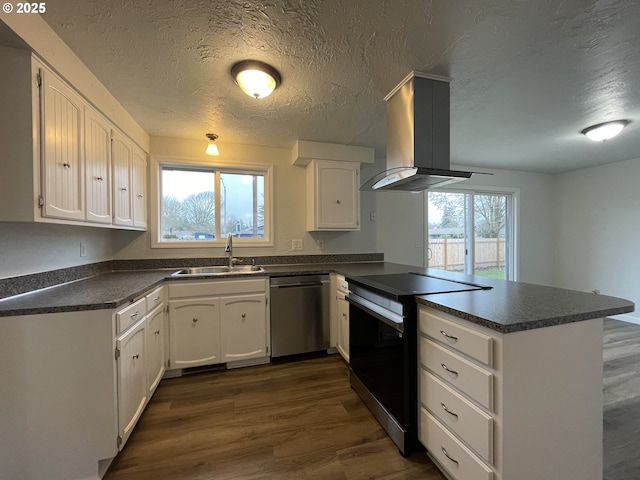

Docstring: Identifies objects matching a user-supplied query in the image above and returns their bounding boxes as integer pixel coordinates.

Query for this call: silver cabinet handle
[132,353,140,359]
[441,402,459,419]
[62,162,71,169]
[241,313,246,318]
[120,187,127,192]
[96,176,103,181]
[130,311,139,318]
[441,446,459,465]
[192,318,198,323]
[440,330,458,341]
[441,363,459,376]
[336,199,341,204]
[152,296,160,302]
[137,194,143,198]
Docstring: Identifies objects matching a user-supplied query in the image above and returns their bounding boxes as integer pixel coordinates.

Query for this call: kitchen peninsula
[0,260,633,480]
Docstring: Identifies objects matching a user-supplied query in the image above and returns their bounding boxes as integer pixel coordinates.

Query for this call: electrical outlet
[370,211,377,221]
[80,242,87,257]
[317,239,324,250]
[292,239,303,251]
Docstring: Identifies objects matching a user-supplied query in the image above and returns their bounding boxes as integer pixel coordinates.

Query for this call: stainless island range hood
[362,72,478,192]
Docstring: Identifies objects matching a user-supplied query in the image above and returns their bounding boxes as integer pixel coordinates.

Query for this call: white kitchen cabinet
[40,66,85,221]
[334,274,350,362]
[131,144,148,229]
[220,293,267,362]
[418,306,604,480]
[115,316,147,450]
[168,278,269,370]
[84,104,112,223]
[306,160,360,231]
[145,303,166,394]
[0,47,147,230]
[111,128,133,227]
[169,298,221,368]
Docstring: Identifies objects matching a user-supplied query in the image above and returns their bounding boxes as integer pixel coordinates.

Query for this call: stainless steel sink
[171,265,265,277]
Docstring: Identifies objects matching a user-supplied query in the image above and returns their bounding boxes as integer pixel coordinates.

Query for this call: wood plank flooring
[106,318,640,480]
[604,318,640,480]
[105,355,445,480]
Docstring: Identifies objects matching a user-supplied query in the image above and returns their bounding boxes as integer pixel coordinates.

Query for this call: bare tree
[182,191,215,233]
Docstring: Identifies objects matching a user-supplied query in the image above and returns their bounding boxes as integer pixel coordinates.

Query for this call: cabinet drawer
[420,369,493,463]
[169,279,267,298]
[420,309,493,366]
[145,286,164,312]
[116,297,146,335]
[421,408,493,480]
[420,337,493,410]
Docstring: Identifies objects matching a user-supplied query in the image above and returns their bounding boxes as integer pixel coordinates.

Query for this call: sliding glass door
[427,191,513,280]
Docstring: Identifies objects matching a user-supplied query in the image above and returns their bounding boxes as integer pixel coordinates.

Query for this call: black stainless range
[346,272,490,456]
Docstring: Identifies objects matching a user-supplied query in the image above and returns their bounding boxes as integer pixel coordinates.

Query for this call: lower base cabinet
[168,278,269,370]
[116,317,147,449]
[418,305,604,480]
[169,298,221,367]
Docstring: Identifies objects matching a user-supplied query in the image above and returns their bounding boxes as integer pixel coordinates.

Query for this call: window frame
[150,155,274,249]
[425,185,519,281]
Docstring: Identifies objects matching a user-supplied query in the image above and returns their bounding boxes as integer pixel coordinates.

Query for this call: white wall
[0,223,114,279]
[553,157,640,323]
[373,160,557,286]
[112,137,378,260]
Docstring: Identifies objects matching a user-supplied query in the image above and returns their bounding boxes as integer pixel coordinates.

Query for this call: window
[152,159,272,247]
[427,190,516,280]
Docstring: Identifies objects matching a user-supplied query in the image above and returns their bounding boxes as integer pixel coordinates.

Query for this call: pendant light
[205,133,219,156]
[581,120,629,141]
[231,60,281,99]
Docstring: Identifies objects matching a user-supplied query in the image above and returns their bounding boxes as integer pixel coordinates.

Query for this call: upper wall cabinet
[0,47,147,230]
[292,140,374,232]
[307,160,360,231]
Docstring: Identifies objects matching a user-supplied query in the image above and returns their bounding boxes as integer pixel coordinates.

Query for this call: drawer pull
[441,362,459,377]
[132,353,140,360]
[154,330,160,335]
[440,330,458,341]
[130,311,139,318]
[192,318,198,323]
[441,446,459,465]
[441,402,459,419]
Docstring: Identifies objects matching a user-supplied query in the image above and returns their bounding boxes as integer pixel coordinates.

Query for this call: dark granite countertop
[0,262,633,333]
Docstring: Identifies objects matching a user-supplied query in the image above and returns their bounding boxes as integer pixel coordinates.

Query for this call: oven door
[348,292,408,428]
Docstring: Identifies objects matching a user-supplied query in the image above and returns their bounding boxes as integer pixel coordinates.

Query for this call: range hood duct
[362,72,478,192]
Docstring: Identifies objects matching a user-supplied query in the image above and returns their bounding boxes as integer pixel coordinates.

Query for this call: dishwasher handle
[272,281,325,288]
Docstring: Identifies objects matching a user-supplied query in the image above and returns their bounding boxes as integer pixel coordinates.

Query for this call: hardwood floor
[105,318,640,480]
[105,355,445,480]
[603,318,640,480]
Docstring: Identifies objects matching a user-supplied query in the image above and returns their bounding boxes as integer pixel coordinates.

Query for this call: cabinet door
[131,145,147,229]
[111,129,132,226]
[220,294,267,362]
[146,303,165,395]
[308,160,359,230]
[169,298,220,368]
[336,292,350,362]
[40,67,85,221]
[84,105,111,223]
[116,317,147,450]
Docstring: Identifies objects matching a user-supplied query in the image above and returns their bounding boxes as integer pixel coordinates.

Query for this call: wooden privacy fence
[428,238,506,271]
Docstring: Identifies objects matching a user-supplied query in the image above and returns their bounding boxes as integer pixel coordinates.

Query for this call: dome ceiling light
[231,60,282,99]
[581,120,629,142]
[205,133,219,156]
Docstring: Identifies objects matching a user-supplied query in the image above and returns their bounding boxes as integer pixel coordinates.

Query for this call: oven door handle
[347,294,405,333]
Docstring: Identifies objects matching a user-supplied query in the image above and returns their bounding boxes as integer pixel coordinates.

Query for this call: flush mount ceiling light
[231,60,282,99]
[205,133,219,156]
[581,120,629,142]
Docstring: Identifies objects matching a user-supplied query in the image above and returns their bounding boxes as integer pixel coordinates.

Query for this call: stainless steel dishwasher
[270,275,330,358]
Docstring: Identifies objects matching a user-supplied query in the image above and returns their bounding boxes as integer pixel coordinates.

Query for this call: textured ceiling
[32,0,640,173]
